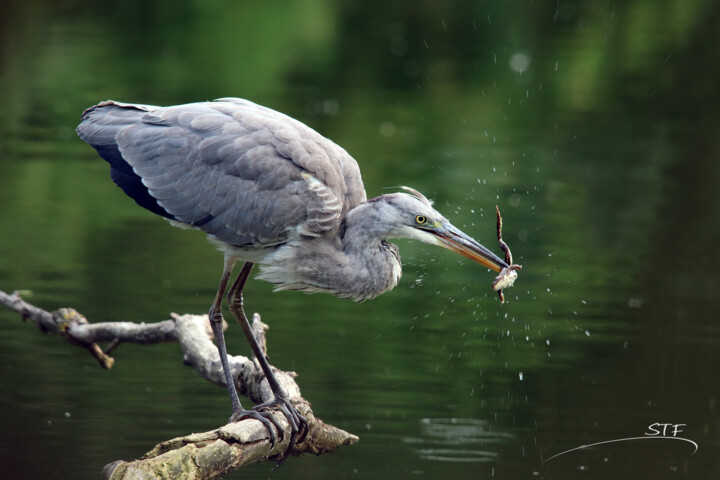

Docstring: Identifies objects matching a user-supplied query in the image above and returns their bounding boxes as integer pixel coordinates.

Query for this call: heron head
[372,187,509,273]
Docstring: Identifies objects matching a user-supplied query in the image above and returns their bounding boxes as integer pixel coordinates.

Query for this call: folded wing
[77,98,366,247]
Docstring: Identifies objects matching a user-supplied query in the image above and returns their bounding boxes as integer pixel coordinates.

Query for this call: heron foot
[229,407,284,447]
[255,395,309,469]
[229,395,308,468]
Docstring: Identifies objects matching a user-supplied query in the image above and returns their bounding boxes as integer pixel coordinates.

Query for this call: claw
[229,408,282,447]
[229,395,309,468]
[251,395,309,469]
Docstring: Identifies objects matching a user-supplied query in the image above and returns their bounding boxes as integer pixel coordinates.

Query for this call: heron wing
[77,99,367,247]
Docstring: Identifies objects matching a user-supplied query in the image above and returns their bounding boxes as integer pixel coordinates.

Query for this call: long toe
[229,408,282,447]
[280,400,309,442]
[272,403,307,469]
[252,396,309,468]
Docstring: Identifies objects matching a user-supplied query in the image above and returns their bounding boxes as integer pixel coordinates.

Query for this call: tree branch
[0,289,358,478]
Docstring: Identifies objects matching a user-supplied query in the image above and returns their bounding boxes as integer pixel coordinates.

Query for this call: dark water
[1,1,719,479]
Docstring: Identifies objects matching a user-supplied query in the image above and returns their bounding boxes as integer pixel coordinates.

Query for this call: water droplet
[322,98,340,115]
[509,52,530,73]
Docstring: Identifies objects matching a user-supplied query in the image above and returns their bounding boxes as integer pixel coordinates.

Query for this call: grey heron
[76,98,514,463]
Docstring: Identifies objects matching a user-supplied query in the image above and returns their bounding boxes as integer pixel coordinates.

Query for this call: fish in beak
[420,214,522,302]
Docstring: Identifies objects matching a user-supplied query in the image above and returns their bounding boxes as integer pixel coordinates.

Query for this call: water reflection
[405,417,512,463]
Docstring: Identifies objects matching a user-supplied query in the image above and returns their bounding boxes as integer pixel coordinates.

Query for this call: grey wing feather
[78,98,366,247]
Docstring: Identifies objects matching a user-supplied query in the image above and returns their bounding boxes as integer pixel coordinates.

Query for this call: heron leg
[209,258,281,446]
[227,262,309,465]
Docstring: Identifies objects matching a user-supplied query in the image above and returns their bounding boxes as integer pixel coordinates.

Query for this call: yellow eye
[415,215,427,224]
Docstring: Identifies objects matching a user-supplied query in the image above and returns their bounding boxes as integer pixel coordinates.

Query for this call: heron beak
[427,223,509,273]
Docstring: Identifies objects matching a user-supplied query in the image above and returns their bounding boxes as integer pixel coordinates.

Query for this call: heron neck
[257,200,402,301]
[340,205,402,301]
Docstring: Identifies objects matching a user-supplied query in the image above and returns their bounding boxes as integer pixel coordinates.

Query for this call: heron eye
[415,215,427,225]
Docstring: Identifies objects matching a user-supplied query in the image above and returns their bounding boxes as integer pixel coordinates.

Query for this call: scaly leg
[227,262,309,467]
[208,257,282,445]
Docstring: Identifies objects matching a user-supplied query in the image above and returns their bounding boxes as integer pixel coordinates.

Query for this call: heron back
[77,99,367,248]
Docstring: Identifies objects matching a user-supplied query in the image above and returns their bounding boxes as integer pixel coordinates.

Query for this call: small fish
[493,205,522,302]
[493,267,519,292]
